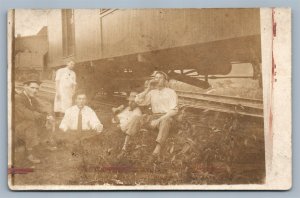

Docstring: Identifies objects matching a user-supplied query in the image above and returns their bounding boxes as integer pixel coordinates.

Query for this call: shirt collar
[156,87,167,92]
[65,67,72,71]
[23,91,32,106]
[76,105,86,111]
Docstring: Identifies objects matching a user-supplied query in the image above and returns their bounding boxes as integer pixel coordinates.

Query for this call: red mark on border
[8,168,34,174]
[269,8,277,167]
[272,20,277,37]
[272,8,277,86]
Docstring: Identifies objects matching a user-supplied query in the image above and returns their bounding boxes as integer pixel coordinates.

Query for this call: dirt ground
[11,94,265,186]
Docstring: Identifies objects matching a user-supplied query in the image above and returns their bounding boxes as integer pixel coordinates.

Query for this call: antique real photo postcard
[7,8,291,190]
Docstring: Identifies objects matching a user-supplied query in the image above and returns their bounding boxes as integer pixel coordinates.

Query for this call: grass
[13,103,265,186]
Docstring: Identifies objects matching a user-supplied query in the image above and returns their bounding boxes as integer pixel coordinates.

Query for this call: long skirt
[54,85,74,113]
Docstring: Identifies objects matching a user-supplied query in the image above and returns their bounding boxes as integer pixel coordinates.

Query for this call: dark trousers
[15,121,40,149]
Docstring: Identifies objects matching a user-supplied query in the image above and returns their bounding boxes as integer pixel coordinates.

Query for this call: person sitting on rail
[14,79,56,164]
[59,90,103,132]
[112,91,142,132]
[118,71,178,161]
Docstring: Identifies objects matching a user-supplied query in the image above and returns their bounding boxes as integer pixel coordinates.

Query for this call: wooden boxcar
[47,9,261,95]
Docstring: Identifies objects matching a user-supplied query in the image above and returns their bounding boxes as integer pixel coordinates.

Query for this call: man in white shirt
[119,71,178,160]
[54,58,77,117]
[112,92,142,132]
[59,91,103,132]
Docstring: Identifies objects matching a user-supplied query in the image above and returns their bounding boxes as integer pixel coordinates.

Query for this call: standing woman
[54,58,77,117]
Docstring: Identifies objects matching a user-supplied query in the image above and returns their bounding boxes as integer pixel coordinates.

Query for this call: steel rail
[14,82,263,118]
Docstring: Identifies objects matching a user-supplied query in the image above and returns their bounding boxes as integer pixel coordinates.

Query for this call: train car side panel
[74,9,102,62]
[101,9,260,59]
[47,10,64,67]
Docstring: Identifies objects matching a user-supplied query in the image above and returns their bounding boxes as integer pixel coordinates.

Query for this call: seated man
[119,71,178,159]
[112,91,142,132]
[59,90,103,132]
[15,79,55,164]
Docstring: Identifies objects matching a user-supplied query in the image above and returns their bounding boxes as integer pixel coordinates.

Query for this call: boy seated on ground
[59,90,103,133]
[112,91,142,132]
[138,80,152,115]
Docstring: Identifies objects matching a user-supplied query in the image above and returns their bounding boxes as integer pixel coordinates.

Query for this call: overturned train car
[47,9,262,96]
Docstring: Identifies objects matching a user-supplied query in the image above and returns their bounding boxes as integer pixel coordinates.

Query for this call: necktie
[77,108,83,132]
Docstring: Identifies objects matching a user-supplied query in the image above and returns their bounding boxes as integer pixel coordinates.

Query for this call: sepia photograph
[7,8,291,190]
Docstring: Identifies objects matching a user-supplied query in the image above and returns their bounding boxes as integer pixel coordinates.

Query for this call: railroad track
[14,81,55,98]
[14,81,263,118]
[176,90,263,118]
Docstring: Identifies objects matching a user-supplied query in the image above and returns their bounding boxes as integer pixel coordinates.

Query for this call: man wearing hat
[14,79,55,164]
[54,58,77,117]
[119,71,178,160]
[112,91,142,132]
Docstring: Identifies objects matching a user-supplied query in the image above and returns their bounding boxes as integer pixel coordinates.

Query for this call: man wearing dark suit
[14,79,54,164]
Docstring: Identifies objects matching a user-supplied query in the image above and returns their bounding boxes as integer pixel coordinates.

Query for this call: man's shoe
[27,154,41,164]
[146,153,159,164]
[117,150,126,160]
[46,146,57,151]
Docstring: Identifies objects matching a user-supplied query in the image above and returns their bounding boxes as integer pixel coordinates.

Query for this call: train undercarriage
[73,35,262,99]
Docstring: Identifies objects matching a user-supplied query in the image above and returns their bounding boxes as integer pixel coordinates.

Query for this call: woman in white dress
[54,59,77,116]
